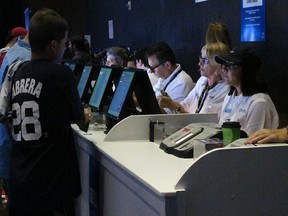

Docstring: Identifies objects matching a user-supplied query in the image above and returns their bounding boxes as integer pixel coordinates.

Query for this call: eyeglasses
[221,62,240,70]
[148,61,166,72]
[199,56,209,65]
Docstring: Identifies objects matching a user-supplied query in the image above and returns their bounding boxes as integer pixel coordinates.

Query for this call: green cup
[222,121,241,146]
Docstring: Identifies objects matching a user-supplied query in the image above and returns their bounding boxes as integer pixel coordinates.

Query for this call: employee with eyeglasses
[216,46,279,135]
[146,42,195,113]
[158,42,230,116]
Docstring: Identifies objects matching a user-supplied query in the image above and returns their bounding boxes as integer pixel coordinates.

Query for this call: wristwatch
[173,107,182,114]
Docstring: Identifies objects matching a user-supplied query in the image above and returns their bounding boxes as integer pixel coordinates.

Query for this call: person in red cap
[0,27,28,210]
[0,27,28,67]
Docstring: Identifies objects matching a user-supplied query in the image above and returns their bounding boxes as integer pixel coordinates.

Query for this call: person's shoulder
[179,71,194,83]
[54,63,73,74]
[215,82,230,91]
[249,92,267,100]
[193,76,207,88]
[72,56,90,64]
[197,76,208,83]
[237,93,269,107]
[179,69,192,79]
[72,55,82,61]
[43,63,75,85]
[249,92,274,103]
[79,51,91,57]
[34,61,72,75]
[5,44,31,62]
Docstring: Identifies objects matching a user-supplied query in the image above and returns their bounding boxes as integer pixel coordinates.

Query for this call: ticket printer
[159,123,222,158]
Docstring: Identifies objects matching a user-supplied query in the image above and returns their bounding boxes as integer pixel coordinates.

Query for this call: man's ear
[49,40,58,53]
[136,59,143,66]
[163,61,172,69]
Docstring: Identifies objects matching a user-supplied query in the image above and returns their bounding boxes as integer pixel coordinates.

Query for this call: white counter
[73,114,288,216]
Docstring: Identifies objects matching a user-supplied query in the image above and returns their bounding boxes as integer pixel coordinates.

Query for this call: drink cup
[222,121,241,146]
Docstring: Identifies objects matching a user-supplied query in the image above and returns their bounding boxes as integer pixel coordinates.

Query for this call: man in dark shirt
[68,34,91,64]
[9,8,88,216]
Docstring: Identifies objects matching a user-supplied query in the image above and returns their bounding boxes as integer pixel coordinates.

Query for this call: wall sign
[195,0,208,3]
[241,0,266,42]
[108,20,114,39]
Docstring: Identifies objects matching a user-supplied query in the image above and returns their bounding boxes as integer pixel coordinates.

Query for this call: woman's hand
[245,127,288,144]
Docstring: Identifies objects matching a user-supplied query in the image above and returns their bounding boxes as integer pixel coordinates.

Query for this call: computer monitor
[77,64,100,103]
[66,62,84,82]
[62,60,86,82]
[106,68,161,131]
[88,65,123,112]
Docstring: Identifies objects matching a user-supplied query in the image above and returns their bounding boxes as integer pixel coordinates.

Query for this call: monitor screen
[107,68,161,122]
[88,67,113,110]
[68,63,85,81]
[107,71,135,119]
[77,65,95,101]
[133,70,161,115]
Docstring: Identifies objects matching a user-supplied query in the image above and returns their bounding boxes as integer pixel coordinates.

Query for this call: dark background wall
[0,0,25,48]
[26,0,86,36]
[0,0,86,48]
[85,0,288,127]
[1,0,287,126]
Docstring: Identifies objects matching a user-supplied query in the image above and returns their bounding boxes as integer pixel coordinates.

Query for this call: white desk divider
[175,144,288,215]
[104,113,218,142]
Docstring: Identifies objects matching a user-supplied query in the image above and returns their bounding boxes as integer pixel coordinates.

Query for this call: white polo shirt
[154,64,195,113]
[180,76,230,118]
[219,92,279,135]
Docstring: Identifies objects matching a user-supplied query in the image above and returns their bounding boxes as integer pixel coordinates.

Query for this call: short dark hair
[29,8,68,52]
[69,35,86,51]
[146,42,176,65]
[240,48,267,96]
[135,47,149,66]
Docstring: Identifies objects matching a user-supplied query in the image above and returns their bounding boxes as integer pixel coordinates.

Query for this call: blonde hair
[205,22,232,49]
[202,42,230,81]
[205,42,230,60]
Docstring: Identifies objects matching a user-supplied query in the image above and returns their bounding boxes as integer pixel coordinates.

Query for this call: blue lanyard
[196,81,217,113]
[163,68,182,91]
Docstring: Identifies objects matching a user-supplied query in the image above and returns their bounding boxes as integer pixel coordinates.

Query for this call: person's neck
[234,86,242,96]
[163,64,178,79]
[22,34,29,43]
[31,52,53,62]
[207,76,218,87]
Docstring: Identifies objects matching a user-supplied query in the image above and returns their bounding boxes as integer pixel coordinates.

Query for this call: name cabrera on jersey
[13,78,43,98]
[11,77,43,142]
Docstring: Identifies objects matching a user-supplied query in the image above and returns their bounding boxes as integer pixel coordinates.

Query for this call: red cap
[10,27,28,37]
